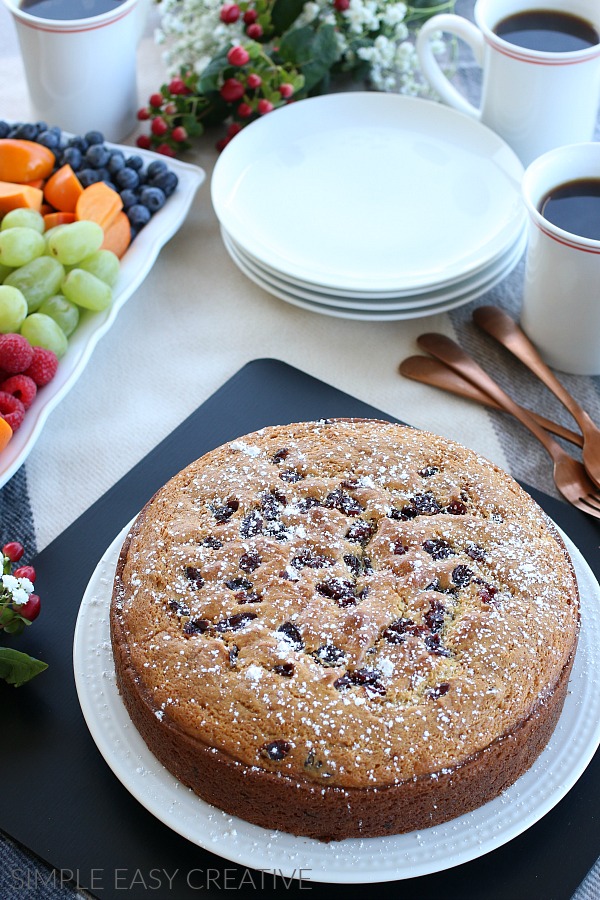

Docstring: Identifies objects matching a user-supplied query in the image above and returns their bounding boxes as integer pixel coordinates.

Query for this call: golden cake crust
[110,419,580,840]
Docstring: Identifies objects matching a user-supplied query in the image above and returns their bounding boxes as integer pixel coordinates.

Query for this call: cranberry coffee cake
[110,419,579,840]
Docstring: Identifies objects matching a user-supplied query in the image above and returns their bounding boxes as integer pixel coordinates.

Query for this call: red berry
[216,136,231,152]
[151,116,168,136]
[334,0,350,9]
[136,134,152,150]
[220,3,240,22]
[243,8,257,24]
[22,346,58,387]
[227,45,250,66]
[168,77,188,95]
[227,121,242,138]
[164,102,177,115]
[257,98,274,115]
[246,72,262,89]
[237,102,253,118]
[0,374,37,410]
[136,107,150,121]
[279,82,294,98]
[156,143,176,157]
[0,334,33,375]
[19,593,40,622]
[246,22,263,38]
[171,126,188,142]
[0,392,25,431]
[220,78,245,102]
[14,565,36,583]
[3,541,24,562]
[149,92,164,108]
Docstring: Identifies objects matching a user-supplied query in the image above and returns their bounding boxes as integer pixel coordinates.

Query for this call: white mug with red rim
[521,142,600,375]
[416,0,600,166]
[3,0,142,143]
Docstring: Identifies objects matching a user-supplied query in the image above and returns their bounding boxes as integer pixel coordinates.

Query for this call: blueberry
[149,170,178,197]
[146,160,168,180]
[60,146,82,170]
[77,168,102,187]
[107,151,125,174]
[13,123,38,140]
[84,130,104,145]
[67,135,88,152]
[93,166,110,182]
[125,155,144,171]
[127,204,151,228]
[119,188,139,209]
[85,144,111,168]
[34,120,48,133]
[115,167,140,190]
[37,129,61,150]
[0,121,10,138]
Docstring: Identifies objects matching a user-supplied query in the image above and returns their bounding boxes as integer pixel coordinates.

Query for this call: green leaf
[271,0,306,35]
[279,24,341,93]
[0,647,48,687]
[198,49,231,94]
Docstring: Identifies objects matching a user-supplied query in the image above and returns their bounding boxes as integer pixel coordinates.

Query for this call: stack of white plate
[212,93,527,321]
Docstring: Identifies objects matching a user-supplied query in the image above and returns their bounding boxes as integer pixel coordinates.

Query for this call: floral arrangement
[0,540,46,687]
[136,0,455,155]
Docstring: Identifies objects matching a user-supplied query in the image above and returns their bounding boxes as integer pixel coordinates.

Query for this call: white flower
[2,574,34,604]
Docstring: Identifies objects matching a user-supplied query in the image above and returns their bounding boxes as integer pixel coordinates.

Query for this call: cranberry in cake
[110,419,579,840]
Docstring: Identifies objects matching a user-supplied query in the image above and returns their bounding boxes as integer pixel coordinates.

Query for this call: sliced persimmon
[0,139,55,183]
[0,416,13,451]
[43,211,77,230]
[100,210,131,258]
[0,181,43,213]
[44,164,84,213]
[75,181,123,231]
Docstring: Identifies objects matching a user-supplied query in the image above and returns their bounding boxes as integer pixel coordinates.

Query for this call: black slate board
[2,358,599,900]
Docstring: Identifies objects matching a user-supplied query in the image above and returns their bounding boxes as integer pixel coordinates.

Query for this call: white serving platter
[74,521,600,884]
[0,146,205,489]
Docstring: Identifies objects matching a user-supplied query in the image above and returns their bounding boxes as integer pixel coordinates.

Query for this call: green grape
[20,313,68,359]
[38,294,80,338]
[4,256,65,313]
[0,285,28,333]
[61,268,112,312]
[1,208,45,234]
[77,249,120,288]
[0,262,14,282]
[0,227,45,267]
[47,220,104,266]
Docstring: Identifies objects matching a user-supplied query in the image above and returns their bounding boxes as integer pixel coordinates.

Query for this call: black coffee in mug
[20,0,123,19]
[494,9,599,52]
[539,178,600,241]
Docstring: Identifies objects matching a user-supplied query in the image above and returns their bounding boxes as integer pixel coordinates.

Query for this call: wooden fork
[473,305,600,490]
[416,332,600,520]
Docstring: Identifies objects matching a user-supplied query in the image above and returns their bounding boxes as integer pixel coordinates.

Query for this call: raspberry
[22,347,58,387]
[0,334,34,375]
[0,374,37,410]
[0,391,25,431]
[246,22,263,38]
[246,72,262,89]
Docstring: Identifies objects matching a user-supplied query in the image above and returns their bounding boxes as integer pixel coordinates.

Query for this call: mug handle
[416,14,485,120]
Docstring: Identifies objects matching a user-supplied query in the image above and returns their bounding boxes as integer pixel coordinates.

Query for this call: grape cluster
[0,121,179,239]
